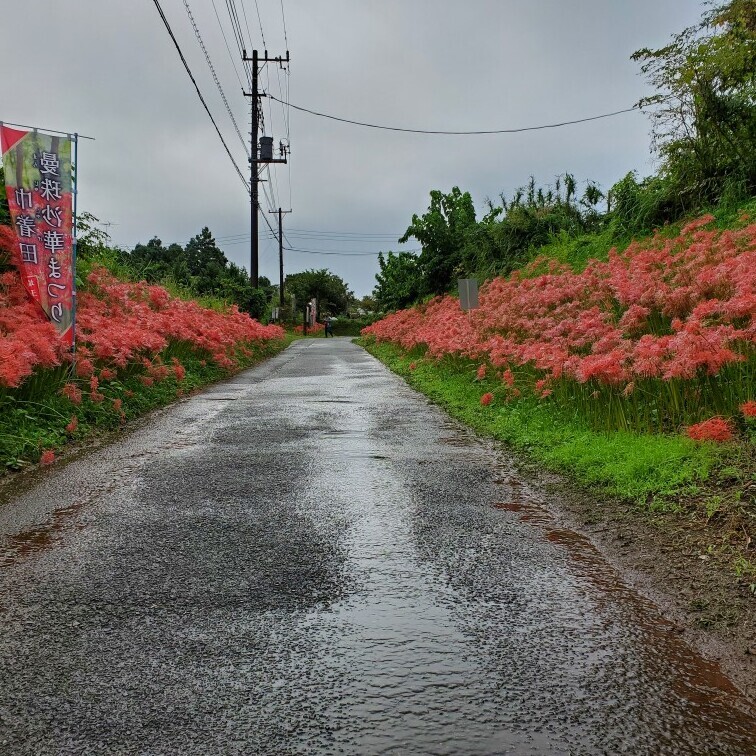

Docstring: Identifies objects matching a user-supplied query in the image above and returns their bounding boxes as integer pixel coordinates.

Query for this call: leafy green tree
[632,0,756,207]
[373,251,424,311]
[130,237,187,284]
[285,269,354,318]
[184,227,229,294]
[400,187,477,295]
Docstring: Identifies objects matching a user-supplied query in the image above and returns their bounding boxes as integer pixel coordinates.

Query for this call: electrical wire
[225,0,254,86]
[182,0,250,157]
[216,229,405,242]
[284,246,417,257]
[238,0,257,56]
[252,0,267,48]
[210,0,246,91]
[279,0,289,49]
[151,0,249,192]
[269,95,639,135]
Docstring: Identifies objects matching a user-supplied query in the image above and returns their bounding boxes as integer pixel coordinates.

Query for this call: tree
[632,0,756,206]
[373,251,423,311]
[184,227,229,294]
[130,237,187,283]
[400,187,477,295]
[285,269,353,318]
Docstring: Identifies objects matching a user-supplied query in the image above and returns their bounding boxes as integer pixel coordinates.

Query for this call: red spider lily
[40,450,55,465]
[363,217,755,433]
[1,227,285,390]
[61,383,82,405]
[65,416,78,434]
[685,417,735,442]
[740,401,756,418]
[480,392,494,406]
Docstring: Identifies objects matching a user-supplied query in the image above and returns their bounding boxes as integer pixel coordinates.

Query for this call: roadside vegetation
[362,0,755,579]
[0,224,288,472]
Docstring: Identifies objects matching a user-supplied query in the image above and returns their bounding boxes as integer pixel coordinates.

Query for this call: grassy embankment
[359,201,756,582]
[0,334,294,473]
[0,229,294,473]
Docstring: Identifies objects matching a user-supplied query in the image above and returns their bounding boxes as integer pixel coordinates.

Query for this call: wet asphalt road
[0,338,755,755]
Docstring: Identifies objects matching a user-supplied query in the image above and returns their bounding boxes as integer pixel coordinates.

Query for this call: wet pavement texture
[0,338,755,755]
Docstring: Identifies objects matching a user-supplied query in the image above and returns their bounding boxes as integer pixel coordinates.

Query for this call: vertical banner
[1,125,74,347]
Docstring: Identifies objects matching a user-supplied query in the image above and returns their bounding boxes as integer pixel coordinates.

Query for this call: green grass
[361,340,726,508]
[0,334,294,472]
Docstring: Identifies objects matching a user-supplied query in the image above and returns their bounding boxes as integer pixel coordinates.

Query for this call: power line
[269,95,640,135]
[217,227,403,239]
[252,0,267,48]
[210,0,246,91]
[225,0,254,86]
[238,0,257,54]
[284,246,418,257]
[182,0,249,157]
[216,230,406,243]
[279,0,289,48]
[151,0,249,191]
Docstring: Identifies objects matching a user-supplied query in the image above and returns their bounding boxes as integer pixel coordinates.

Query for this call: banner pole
[71,132,78,360]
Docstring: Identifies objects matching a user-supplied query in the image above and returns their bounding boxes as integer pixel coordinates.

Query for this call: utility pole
[243,49,289,291]
[269,207,292,307]
[250,49,258,289]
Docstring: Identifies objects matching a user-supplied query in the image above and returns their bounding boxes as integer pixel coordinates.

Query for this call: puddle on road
[0,500,85,568]
[489,497,754,722]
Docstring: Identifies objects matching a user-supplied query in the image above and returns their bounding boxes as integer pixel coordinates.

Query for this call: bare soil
[522,456,756,703]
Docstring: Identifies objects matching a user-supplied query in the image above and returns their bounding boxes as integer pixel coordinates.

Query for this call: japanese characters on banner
[0,126,74,347]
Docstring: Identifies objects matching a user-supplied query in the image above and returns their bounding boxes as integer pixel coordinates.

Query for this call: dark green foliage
[246,286,268,320]
[121,227,273,316]
[400,187,477,295]
[130,237,188,283]
[389,175,606,303]
[184,227,229,293]
[373,251,423,311]
[632,0,756,210]
[285,268,354,317]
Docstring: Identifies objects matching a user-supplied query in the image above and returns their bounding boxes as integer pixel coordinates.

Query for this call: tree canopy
[400,187,477,296]
[632,0,756,205]
[285,268,354,317]
[373,251,423,311]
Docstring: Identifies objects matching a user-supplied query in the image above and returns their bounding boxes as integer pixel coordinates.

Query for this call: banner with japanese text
[1,126,74,346]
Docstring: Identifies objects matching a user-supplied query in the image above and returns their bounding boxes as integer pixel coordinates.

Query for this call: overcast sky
[2,0,706,297]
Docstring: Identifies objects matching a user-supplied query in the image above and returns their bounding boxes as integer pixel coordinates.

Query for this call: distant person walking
[324,318,334,337]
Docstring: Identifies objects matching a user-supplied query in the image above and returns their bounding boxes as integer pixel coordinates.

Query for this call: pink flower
[65,415,78,434]
[40,449,55,465]
[480,392,494,406]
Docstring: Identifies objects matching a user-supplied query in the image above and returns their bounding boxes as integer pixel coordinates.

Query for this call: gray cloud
[2,0,705,296]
